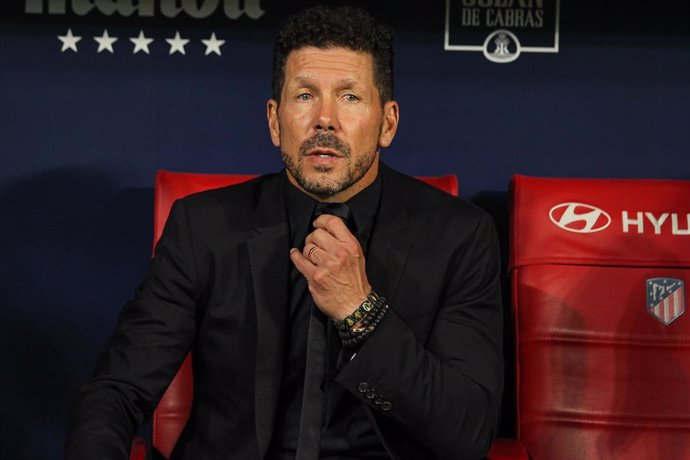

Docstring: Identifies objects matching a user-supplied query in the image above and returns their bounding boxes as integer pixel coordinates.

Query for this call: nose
[314,96,338,133]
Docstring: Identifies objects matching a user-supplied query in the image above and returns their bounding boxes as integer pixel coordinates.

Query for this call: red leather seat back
[151,170,459,458]
[510,175,690,460]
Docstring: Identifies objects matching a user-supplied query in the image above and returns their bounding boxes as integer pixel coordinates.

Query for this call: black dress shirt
[266,173,389,459]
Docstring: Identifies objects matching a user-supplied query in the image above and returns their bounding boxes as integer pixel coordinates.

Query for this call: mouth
[306,148,342,159]
[297,133,351,167]
[304,148,344,167]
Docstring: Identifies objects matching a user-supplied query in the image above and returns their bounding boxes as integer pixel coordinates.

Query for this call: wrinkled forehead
[282,46,376,87]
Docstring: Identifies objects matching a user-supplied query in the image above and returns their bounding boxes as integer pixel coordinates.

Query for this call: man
[66,5,503,460]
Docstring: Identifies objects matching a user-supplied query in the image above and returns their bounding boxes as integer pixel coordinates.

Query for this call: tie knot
[312,202,356,234]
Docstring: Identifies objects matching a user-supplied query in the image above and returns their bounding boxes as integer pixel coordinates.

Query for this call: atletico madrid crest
[646,278,685,326]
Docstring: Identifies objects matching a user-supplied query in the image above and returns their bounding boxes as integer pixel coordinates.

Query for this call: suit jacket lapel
[246,173,289,457]
[367,165,411,307]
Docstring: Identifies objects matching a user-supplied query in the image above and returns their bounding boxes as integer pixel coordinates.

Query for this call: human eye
[342,93,360,102]
[296,92,313,101]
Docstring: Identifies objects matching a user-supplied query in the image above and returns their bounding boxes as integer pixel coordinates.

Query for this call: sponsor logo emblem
[646,278,685,325]
[549,202,611,234]
[444,0,560,63]
[483,29,520,63]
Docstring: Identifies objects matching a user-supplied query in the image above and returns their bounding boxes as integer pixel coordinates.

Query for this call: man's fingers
[305,228,337,252]
[290,248,315,278]
[307,215,360,258]
[312,214,354,242]
[303,243,320,264]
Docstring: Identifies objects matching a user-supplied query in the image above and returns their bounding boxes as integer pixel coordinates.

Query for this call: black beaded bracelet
[338,294,389,348]
[341,304,389,348]
[338,293,386,340]
[333,290,381,331]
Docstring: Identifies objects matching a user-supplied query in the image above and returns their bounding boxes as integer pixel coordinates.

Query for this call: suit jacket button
[381,401,392,411]
[366,389,377,399]
[357,382,369,393]
[374,397,384,405]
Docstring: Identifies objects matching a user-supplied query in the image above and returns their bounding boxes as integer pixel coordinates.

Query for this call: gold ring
[308,246,318,262]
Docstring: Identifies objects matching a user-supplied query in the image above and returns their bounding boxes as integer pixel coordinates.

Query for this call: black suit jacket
[66,164,503,460]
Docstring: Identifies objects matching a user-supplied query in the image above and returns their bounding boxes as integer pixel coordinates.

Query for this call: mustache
[299,132,351,158]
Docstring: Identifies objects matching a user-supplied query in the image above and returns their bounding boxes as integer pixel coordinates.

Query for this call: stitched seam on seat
[521,412,690,430]
[519,332,690,347]
[520,416,690,431]
[511,257,690,269]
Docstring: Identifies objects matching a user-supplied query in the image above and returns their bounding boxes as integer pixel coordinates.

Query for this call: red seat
[510,175,690,459]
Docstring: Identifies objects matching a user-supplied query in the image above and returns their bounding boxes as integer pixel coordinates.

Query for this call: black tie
[296,202,355,459]
[311,202,356,235]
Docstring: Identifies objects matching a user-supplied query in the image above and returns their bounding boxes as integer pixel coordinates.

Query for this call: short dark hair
[272,5,394,105]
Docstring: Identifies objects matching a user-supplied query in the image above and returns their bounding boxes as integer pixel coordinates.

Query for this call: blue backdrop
[1,1,689,458]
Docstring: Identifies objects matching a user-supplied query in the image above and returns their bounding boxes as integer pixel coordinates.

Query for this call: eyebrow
[291,76,361,89]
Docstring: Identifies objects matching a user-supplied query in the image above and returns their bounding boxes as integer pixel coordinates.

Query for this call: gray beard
[281,133,376,198]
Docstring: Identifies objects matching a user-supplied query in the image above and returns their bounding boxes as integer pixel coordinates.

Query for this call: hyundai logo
[549,202,612,234]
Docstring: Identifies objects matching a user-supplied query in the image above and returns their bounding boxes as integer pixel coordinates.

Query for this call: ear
[378,100,399,149]
[267,99,281,147]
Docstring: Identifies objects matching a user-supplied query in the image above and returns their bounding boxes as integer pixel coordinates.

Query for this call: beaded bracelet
[338,293,389,348]
[333,290,381,331]
[338,293,386,340]
[341,303,389,348]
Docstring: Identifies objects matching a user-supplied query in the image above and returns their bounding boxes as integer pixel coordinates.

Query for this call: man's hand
[290,214,371,320]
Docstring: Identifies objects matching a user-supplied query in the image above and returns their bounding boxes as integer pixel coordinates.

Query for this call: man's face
[267,46,399,202]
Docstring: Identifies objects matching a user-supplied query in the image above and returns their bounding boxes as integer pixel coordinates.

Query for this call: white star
[57,28,81,53]
[130,30,153,55]
[201,32,225,56]
[166,31,189,55]
[94,29,118,54]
